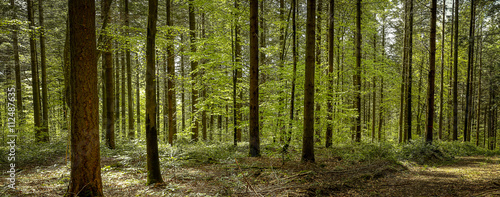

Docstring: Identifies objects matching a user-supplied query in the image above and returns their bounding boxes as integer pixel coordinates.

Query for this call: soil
[1,150,499,196]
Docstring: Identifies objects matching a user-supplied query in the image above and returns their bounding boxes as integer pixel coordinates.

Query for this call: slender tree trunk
[464,0,476,142]
[11,0,23,126]
[475,17,483,146]
[249,0,260,157]
[181,34,185,134]
[145,0,163,185]
[125,0,134,140]
[406,0,414,141]
[326,0,334,148]
[136,56,141,138]
[189,0,199,142]
[122,51,126,139]
[425,0,437,143]
[201,13,207,141]
[315,0,322,143]
[103,0,115,149]
[354,0,362,143]
[166,0,176,145]
[284,0,297,152]
[399,0,408,143]
[371,34,377,142]
[67,0,103,195]
[27,0,42,142]
[438,0,446,140]
[234,0,242,145]
[378,20,386,141]
[116,51,121,136]
[303,0,316,162]
[39,0,49,142]
[452,0,459,141]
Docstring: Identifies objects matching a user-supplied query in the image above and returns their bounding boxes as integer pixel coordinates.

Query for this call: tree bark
[166,0,176,145]
[354,0,362,143]
[425,0,437,143]
[125,0,134,140]
[326,0,334,147]
[39,0,49,142]
[464,0,476,142]
[438,0,446,140]
[189,0,199,142]
[315,0,322,143]
[103,0,115,149]
[27,0,42,142]
[67,0,103,195]
[11,0,23,126]
[406,0,414,141]
[285,0,298,152]
[145,0,163,185]
[452,0,459,141]
[249,0,260,157]
[303,0,316,162]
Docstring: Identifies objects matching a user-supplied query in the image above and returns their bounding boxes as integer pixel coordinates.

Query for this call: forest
[0,0,499,196]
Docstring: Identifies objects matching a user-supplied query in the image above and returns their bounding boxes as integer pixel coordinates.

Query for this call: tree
[103,0,115,149]
[145,0,163,185]
[234,0,242,146]
[326,0,334,148]
[189,0,199,142]
[126,0,135,140]
[406,0,414,141]
[464,0,476,142]
[27,0,42,142]
[249,0,260,157]
[438,0,446,140]
[67,0,103,195]
[11,0,23,125]
[39,0,49,142]
[354,0,362,143]
[302,0,316,162]
[425,0,437,143]
[166,0,176,145]
[452,0,459,141]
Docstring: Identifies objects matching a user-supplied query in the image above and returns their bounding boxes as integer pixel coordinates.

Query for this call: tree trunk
[125,0,134,140]
[181,34,185,134]
[425,0,437,143]
[406,0,414,141]
[315,0,322,143]
[302,0,316,162]
[249,0,260,157]
[67,0,103,195]
[378,20,386,141]
[464,0,476,142]
[354,0,362,143]
[475,16,483,146]
[136,55,141,138]
[39,0,49,142]
[285,0,298,152]
[145,0,163,185]
[27,0,42,142]
[438,0,446,140]
[122,51,126,139]
[452,0,459,141]
[326,0,334,148]
[166,0,176,145]
[103,0,115,149]
[11,0,23,126]
[116,51,121,137]
[189,0,199,142]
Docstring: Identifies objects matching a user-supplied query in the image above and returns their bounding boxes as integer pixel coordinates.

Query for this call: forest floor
[1,141,500,196]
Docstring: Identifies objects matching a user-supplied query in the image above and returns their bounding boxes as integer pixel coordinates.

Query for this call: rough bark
[303,0,316,162]
[145,0,163,185]
[425,0,437,143]
[67,0,103,195]
[249,0,260,157]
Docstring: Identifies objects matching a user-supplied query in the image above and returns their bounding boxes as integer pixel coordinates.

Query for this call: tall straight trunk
[136,56,141,137]
[67,0,103,195]
[11,0,23,124]
[406,0,414,141]
[464,0,475,142]
[116,51,121,135]
[278,0,285,140]
[249,0,260,157]
[181,34,185,133]
[417,55,424,136]
[302,0,316,163]
[452,0,459,141]
[39,0,49,142]
[438,0,445,140]
[448,0,454,140]
[166,0,176,145]
[371,34,377,142]
[162,54,167,142]
[315,0,322,143]
[399,0,408,143]
[378,21,386,141]
[28,0,42,142]
[122,51,126,139]
[145,0,163,185]
[285,0,297,152]
[354,0,362,143]
[126,0,134,140]
[325,0,334,148]
[233,0,241,146]
[201,13,207,141]
[103,0,115,149]
[475,17,483,146]
[425,0,437,143]
[189,0,199,141]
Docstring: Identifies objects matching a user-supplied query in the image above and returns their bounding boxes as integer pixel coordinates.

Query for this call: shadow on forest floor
[1,141,500,196]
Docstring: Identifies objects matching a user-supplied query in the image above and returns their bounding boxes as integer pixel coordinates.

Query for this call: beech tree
[302,0,316,162]
[249,0,260,157]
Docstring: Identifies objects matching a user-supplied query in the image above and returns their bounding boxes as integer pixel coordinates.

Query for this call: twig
[235,159,264,197]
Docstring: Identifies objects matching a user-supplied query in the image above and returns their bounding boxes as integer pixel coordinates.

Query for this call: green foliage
[329,142,397,163]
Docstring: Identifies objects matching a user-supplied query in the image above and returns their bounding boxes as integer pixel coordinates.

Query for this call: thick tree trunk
[425,0,437,143]
[189,0,199,142]
[249,0,260,157]
[303,0,316,162]
[103,0,115,149]
[354,0,362,143]
[67,0,103,195]
[145,0,163,185]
